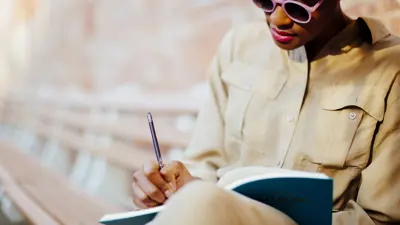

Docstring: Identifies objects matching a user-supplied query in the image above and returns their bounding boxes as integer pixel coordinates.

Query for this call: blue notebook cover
[99,169,333,225]
[225,172,333,225]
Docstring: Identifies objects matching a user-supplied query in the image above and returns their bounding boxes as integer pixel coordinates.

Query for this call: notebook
[99,167,333,225]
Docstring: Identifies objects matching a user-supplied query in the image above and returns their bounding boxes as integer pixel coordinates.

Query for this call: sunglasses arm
[310,0,325,12]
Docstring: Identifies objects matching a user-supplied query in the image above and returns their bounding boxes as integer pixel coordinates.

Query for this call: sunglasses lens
[253,0,274,11]
[284,3,310,22]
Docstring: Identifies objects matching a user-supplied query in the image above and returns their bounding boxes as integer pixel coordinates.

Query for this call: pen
[147,112,164,169]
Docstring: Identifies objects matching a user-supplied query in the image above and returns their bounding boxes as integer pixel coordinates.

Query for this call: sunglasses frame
[254,0,325,24]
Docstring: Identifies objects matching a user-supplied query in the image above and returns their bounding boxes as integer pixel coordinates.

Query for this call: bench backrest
[1,89,202,166]
[0,89,203,208]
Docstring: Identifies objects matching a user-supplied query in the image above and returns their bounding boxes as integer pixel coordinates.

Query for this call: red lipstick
[271,28,296,43]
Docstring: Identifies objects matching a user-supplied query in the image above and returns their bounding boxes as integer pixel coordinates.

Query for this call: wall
[2,0,400,97]
[343,0,400,33]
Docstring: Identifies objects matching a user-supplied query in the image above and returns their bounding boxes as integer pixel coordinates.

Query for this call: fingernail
[165,190,173,198]
[169,182,176,192]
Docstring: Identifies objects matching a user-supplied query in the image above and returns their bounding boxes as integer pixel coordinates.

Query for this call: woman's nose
[268,5,293,29]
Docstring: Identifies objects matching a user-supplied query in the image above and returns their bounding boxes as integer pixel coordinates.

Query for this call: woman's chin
[272,39,302,51]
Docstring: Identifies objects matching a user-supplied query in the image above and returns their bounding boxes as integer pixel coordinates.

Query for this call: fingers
[131,182,158,209]
[133,170,166,204]
[131,161,186,209]
[160,161,182,192]
[143,162,173,196]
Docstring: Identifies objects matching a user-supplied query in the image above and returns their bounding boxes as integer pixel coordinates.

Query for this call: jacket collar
[287,17,392,63]
[359,17,391,44]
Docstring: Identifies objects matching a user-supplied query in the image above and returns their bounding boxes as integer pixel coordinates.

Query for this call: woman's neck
[305,13,352,61]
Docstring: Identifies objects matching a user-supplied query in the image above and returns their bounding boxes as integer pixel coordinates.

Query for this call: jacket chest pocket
[221,62,287,146]
[224,87,254,140]
[312,87,386,169]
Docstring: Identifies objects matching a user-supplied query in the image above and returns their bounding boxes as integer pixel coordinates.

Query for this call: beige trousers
[150,180,298,225]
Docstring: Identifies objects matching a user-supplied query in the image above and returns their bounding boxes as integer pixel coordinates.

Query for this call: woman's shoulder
[372,33,400,52]
[217,21,279,63]
[374,34,400,101]
[360,17,400,61]
[371,34,400,74]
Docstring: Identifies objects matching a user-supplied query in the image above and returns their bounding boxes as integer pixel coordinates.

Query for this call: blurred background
[0,0,399,224]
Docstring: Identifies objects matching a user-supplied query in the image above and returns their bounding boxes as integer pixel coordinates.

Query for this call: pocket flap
[321,86,386,122]
[222,62,256,91]
[222,61,287,99]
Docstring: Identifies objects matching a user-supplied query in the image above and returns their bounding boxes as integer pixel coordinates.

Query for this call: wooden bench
[0,90,201,224]
[0,160,59,225]
[0,142,124,225]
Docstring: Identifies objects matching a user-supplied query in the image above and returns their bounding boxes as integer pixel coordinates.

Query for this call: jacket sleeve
[180,29,236,182]
[333,74,400,225]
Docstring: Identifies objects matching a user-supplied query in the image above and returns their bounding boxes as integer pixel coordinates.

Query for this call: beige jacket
[182,17,400,224]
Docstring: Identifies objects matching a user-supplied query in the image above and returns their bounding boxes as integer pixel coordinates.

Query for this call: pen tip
[147,112,153,122]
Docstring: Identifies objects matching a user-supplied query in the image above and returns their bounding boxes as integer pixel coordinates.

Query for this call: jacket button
[349,112,357,120]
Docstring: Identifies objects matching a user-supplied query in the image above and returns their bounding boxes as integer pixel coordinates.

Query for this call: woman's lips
[271,28,296,43]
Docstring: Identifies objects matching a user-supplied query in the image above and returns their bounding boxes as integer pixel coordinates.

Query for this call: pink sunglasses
[253,0,325,24]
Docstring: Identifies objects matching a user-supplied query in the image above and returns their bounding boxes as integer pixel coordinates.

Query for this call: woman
[131,0,400,224]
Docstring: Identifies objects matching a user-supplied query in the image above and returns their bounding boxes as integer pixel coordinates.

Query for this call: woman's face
[264,0,340,50]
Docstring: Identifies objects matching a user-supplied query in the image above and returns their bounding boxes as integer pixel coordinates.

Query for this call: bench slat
[0,141,125,225]
[36,124,154,170]
[38,109,192,148]
[0,165,60,225]
[1,116,153,170]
